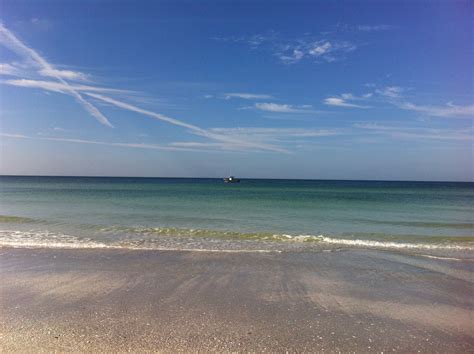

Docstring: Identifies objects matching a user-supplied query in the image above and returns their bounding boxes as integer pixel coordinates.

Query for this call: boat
[223,176,240,183]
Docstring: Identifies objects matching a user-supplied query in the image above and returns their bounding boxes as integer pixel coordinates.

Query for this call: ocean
[0,176,473,256]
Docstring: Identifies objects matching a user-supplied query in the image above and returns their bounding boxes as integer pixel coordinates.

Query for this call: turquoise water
[0,176,473,253]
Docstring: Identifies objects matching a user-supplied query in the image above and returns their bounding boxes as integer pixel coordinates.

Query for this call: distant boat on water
[223,176,240,183]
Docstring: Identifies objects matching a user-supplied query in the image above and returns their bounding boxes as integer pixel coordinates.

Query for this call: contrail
[0,133,213,152]
[85,92,287,152]
[0,23,113,127]
[0,24,286,153]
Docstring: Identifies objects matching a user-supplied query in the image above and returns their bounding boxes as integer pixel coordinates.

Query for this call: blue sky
[0,0,472,181]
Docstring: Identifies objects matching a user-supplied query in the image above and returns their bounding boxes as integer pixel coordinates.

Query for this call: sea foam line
[315,236,473,250]
[0,236,280,254]
[0,229,473,252]
[0,241,280,253]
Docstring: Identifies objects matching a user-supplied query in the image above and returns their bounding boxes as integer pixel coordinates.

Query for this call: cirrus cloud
[254,102,315,113]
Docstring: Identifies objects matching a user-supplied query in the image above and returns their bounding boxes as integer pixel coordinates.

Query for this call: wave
[0,215,36,223]
[0,230,277,253]
[99,226,474,243]
[313,235,473,250]
[0,229,473,252]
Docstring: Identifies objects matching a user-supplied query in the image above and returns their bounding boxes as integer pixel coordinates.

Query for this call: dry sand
[0,247,473,352]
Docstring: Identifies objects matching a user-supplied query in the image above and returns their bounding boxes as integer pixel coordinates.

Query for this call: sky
[0,0,472,181]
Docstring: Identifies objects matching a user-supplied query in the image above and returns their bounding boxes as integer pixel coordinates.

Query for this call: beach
[1,247,473,352]
[1,0,473,351]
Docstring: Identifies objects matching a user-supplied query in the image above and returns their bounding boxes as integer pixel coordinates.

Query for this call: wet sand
[0,247,473,352]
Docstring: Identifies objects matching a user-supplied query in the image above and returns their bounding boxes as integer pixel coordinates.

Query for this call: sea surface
[0,176,473,257]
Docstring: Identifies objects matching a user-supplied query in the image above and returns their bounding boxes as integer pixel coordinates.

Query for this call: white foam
[0,229,472,252]
[315,235,473,250]
[417,254,471,261]
[0,230,279,253]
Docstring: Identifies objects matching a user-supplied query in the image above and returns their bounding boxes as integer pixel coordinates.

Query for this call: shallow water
[0,176,473,255]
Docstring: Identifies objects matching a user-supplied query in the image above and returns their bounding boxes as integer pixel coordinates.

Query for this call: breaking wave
[0,228,472,252]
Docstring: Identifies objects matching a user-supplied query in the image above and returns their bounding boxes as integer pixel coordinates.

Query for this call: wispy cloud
[208,127,338,149]
[38,68,89,81]
[0,62,24,76]
[0,23,113,127]
[324,97,370,109]
[0,25,287,153]
[223,92,273,100]
[276,39,356,64]
[212,32,277,47]
[1,25,345,155]
[86,92,207,132]
[376,86,404,99]
[4,79,131,94]
[215,33,357,64]
[85,93,286,152]
[326,86,402,108]
[355,123,473,141]
[1,131,292,154]
[254,102,315,113]
[399,102,474,119]
[328,85,473,120]
[0,132,217,152]
[210,127,337,139]
[278,48,305,64]
[168,141,270,152]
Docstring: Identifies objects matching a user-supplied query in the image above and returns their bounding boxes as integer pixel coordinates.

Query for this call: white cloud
[376,86,404,98]
[208,127,338,150]
[0,133,29,139]
[169,141,259,151]
[215,33,357,65]
[0,132,215,152]
[277,40,356,64]
[0,27,289,153]
[354,123,473,141]
[39,68,89,81]
[223,92,274,100]
[0,62,23,76]
[4,79,131,94]
[324,97,370,109]
[309,41,331,56]
[326,85,472,119]
[400,102,474,119]
[210,127,337,139]
[254,102,314,113]
[0,24,113,127]
[1,25,340,154]
[327,86,400,106]
[279,49,305,64]
[212,32,277,47]
[86,92,207,132]
[85,93,286,152]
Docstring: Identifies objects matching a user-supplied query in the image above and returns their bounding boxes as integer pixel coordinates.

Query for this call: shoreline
[1,247,473,352]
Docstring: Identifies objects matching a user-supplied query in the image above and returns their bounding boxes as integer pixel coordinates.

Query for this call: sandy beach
[0,247,472,352]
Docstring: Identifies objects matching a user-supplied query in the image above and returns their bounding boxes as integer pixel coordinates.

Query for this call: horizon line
[0,174,472,183]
